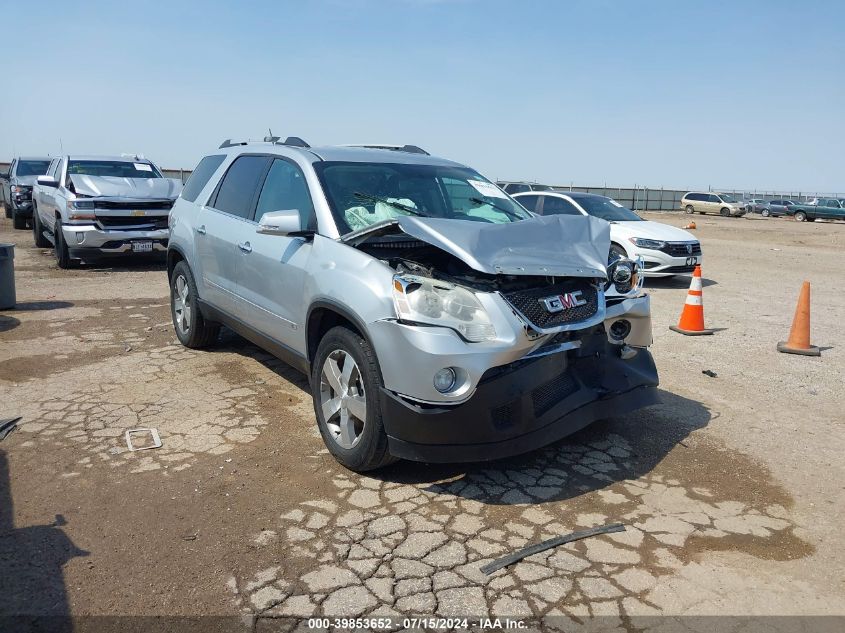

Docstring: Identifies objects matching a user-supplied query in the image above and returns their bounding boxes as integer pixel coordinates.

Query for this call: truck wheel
[170,261,220,348]
[312,326,397,472]
[684,205,694,214]
[720,207,730,217]
[53,219,77,268]
[32,204,50,247]
[3,202,11,219]
[794,211,806,222]
[12,210,26,230]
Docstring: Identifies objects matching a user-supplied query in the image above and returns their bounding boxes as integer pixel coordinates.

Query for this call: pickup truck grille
[95,200,173,210]
[502,280,599,329]
[96,216,169,230]
[660,242,701,257]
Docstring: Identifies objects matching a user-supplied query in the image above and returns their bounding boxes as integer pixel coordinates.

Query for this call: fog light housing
[433,367,457,393]
[76,232,84,243]
[609,319,631,341]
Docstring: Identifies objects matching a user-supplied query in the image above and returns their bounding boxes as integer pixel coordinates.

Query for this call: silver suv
[168,138,659,471]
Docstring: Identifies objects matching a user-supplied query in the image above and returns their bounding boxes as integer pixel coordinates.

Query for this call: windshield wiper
[353,192,427,217]
[469,197,525,221]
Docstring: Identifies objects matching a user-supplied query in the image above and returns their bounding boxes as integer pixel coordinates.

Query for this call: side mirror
[37,175,59,188]
[257,209,301,236]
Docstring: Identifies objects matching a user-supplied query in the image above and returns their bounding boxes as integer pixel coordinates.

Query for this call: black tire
[3,202,11,219]
[794,211,806,222]
[32,204,50,247]
[609,243,627,262]
[170,260,220,348]
[53,218,77,268]
[684,205,694,214]
[720,207,730,217]
[312,325,396,472]
[12,210,26,230]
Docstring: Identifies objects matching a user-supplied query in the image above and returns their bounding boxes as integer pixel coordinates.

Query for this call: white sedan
[512,191,702,277]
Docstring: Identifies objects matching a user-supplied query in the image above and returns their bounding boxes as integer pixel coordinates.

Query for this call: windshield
[314,162,532,234]
[67,160,162,179]
[574,195,643,221]
[17,160,51,177]
[718,193,738,203]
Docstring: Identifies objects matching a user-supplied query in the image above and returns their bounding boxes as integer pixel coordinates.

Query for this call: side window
[255,159,315,228]
[508,184,530,194]
[209,155,271,220]
[516,194,539,212]
[541,196,582,216]
[181,154,226,203]
[687,193,701,201]
[708,194,720,203]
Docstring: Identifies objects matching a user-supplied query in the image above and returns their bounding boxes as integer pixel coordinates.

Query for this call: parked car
[496,181,552,194]
[31,155,181,268]
[167,139,658,471]
[787,198,845,222]
[514,191,701,277]
[742,198,771,215]
[764,199,796,217]
[681,192,746,217]
[1,156,52,229]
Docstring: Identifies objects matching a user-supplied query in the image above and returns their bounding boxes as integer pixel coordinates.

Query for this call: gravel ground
[0,212,843,630]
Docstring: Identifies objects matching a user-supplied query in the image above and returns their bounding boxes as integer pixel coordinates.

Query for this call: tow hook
[619,344,637,360]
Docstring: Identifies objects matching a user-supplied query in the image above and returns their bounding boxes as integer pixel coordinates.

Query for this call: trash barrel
[0,243,15,309]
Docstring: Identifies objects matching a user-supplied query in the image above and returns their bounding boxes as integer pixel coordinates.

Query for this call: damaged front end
[346,214,659,463]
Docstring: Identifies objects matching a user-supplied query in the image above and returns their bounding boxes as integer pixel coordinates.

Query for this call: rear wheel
[32,204,50,247]
[312,326,396,472]
[170,261,220,348]
[794,211,807,222]
[684,205,694,214]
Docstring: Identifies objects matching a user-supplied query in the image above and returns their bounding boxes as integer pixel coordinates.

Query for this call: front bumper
[381,332,659,463]
[62,224,169,257]
[628,247,702,277]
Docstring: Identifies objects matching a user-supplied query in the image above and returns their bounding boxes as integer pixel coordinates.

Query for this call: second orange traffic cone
[777,281,820,356]
[669,265,714,336]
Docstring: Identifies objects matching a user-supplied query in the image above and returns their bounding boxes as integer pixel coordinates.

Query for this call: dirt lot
[1,212,843,630]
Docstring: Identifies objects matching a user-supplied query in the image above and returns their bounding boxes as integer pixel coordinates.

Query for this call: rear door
[236,157,315,353]
[196,155,271,314]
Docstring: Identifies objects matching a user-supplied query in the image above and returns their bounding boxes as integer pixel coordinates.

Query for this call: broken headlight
[392,274,496,342]
[606,257,640,295]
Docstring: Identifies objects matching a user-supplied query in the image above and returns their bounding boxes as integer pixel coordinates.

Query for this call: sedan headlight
[628,237,666,250]
[392,274,496,342]
[606,258,640,295]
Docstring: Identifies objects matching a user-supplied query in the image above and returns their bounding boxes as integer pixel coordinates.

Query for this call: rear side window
[181,154,226,203]
[506,184,530,194]
[209,155,271,219]
[541,196,582,216]
[255,158,314,227]
[516,194,540,212]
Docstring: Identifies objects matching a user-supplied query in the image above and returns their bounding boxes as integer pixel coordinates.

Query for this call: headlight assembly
[606,257,641,295]
[628,237,666,250]
[392,274,496,342]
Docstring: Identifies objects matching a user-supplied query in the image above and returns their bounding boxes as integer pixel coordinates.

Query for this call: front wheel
[53,219,77,268]
[609,244,627,262]
[32,204,50,247]
[684,205,694,214]
[720,207,730,217]
[3,202,10,219]
[761,209,770,217]
[794,211,806,222]
[12,209,26,230]
[170,261,220,348]
[312,326,396,472]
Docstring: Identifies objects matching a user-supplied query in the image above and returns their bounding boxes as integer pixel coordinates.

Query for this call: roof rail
[219,139,248,149]
[276,136,310,148]
[343,144,429,155]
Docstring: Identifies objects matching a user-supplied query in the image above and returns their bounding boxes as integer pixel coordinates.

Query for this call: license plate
[686,256,699,266]
[132,241,153,253]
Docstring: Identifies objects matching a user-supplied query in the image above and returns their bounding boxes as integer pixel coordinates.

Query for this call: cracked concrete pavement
[1,213,843,629]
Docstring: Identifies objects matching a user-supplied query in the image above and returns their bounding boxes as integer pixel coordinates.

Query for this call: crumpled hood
[393,214,610,278]
[70,175,182,200]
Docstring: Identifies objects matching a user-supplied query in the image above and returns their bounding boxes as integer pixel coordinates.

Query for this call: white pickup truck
[32,154,182,268]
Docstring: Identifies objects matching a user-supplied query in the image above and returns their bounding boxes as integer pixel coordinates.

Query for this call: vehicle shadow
[0,450,88,630]
[0,315,20,332]
[644,276,717,289]
[80,255,167,273]
[372,388,712,506]
[5,300,74,312]
[212,328,311,392]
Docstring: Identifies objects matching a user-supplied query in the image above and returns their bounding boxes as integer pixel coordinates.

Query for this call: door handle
[238,241,252,253]
[196,225,206,235]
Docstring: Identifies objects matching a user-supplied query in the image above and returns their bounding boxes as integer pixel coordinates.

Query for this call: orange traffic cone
[669,266,714,335]
[684,220,697,230]
[777,281,820,356]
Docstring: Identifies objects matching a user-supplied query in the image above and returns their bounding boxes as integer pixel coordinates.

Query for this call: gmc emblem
[539,290,587,313]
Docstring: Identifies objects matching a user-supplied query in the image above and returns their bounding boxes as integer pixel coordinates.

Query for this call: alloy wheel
[320,350,367,449]
[173,274,192,335]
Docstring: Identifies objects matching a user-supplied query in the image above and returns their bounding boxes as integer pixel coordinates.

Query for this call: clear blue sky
[2,0,843,192]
